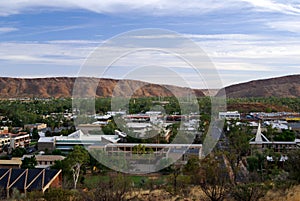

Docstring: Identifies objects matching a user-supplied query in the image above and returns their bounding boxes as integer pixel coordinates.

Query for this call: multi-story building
[9,133,31,149]
[0,133,30,151]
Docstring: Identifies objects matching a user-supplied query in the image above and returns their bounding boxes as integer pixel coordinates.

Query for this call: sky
[0,0,299,89]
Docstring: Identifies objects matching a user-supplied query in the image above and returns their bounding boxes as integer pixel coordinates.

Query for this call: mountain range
[0,77,204,98]
[0,74,299,99]
[222,74,300,98]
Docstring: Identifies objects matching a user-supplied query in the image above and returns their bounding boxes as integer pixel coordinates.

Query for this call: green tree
[21,156,37,169]
[132,144,146,155]
[31,127,40,140]
[101,121,117,135]
[285,149,300,183]
[183,156,200,175]
[66,145,90,189]
[198,154,231,201]
[224,121,250,183]
[51,149,63,155]
[92,174,132,201]
[11,147,27,157]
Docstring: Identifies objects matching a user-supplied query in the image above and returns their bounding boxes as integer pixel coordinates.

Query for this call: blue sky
[0,1,299,88]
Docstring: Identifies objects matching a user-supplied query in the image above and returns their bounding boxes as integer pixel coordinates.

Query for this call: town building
[219,111,241,120]
[24,123,47,131]
[250,123,300,153]
[0,158,22,169]
[88,143,202,173]
[9,133,30,149]
[0,168,62,198]
[22,155,65,169]
[0,133,30,151]
[38,130,122,152]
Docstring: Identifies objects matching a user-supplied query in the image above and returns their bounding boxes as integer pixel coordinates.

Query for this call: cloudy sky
[0,0,299,89]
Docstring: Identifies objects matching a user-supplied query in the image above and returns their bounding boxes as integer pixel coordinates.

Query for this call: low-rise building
[89,143,202,164]
[0,158,22,169]
[22,155,65,169]
[250,123,300,153]
[38,130,121,152]
[0,168,62,198]
[37,137,55,152]
[219,111,240,120]
[24,123,47,131]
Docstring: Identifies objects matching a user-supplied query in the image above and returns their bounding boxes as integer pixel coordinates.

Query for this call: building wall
[38,142,55,151]
[0,164,21,169]
[49,172,62,188]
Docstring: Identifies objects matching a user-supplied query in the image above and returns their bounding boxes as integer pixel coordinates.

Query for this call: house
[22,155,65,169]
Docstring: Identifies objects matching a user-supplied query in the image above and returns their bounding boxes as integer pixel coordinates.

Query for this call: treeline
[0,96,299,128]
[228,97,300,112]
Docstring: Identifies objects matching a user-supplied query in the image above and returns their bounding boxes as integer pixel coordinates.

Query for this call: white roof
[250,123,270,144]
[126,122,151,129]
[91,143,202,148]
[255,123,269,143]
[55,130,120,143]
[255,123,263,142]
[38,137,54,143]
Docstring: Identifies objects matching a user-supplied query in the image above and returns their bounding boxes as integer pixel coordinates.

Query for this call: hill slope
[222,74,300,98]
[0,77,204,98]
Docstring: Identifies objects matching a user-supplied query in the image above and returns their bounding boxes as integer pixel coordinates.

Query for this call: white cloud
[0,27,18,33]
[0,0,250,17]
[241,0,300,15]
[0,0,299,17]
[0,0,218,16]
[267,20,300,33]
[0,41,96,65]
[0,33,299,87]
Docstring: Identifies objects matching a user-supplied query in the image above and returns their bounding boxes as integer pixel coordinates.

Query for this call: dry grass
[126,187,215,201]
[126,185,300,201]
[260,185,300,201]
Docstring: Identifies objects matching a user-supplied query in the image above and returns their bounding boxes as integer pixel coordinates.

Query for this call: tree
[132,144,146,155]
[231,182,268,201]
[168,164,183,194]
[224,121,250,183]
[101,121,117,135]
[31,128,40,140]
[92,174,132,201]
[44,188,80,201]
[11,147,27,157]
[285,149,300,183]
[198,154,231,201]
[183,156,200,176]
[66,145,89,189]
[51,149,63,155]
[21,156,37,169]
